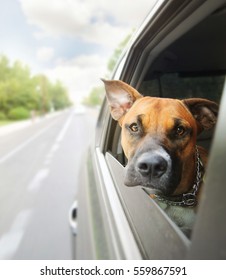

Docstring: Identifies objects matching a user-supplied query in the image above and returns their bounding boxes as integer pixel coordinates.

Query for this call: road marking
[27,168,49,192]
[0,119,58,165]
[55,111,74,143]
[27,112,74,191]
[0,209,32,259]
[44,143,60,166]
[43,111,74,166]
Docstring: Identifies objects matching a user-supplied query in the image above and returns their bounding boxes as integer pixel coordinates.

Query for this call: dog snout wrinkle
[137,153,168,178]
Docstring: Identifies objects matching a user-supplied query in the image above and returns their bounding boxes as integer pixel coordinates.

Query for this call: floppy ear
[183,98,218,132]
[101,79,142,121]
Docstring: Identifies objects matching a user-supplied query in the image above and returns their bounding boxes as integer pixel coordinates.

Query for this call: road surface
[0,107,98,259]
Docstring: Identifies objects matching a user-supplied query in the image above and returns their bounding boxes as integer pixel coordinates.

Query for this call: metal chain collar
[155,146,204,207]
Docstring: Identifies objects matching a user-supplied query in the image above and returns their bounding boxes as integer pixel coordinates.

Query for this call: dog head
[102,79,218,196]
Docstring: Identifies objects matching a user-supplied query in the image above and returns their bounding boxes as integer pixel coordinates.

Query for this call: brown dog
[102,79,218,236]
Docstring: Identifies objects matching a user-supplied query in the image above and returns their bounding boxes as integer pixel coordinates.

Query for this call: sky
[0,0,157,104]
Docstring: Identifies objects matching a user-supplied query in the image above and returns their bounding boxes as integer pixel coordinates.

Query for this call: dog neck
[154,146,204,207]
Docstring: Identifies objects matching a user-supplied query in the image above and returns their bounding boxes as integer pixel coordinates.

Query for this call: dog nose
[137,153,168,178]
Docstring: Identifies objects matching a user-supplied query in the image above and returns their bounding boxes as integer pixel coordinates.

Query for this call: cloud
[19,0,151,47]
[19,0,91,36]
[44,54,108,103]
[18,0,157,102]
[36,47,55,62]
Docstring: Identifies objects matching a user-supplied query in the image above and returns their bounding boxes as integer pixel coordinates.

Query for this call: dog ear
[101,79,142,121]
[183,98,218,131]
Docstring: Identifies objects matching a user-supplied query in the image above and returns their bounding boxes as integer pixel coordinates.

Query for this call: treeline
[0,55,71,120]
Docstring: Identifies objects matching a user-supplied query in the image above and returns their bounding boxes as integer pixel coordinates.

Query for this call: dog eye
[176,125,186,136]
[129,123,139,132]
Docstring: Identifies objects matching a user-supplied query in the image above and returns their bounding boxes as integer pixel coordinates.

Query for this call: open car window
[103,2,226,259]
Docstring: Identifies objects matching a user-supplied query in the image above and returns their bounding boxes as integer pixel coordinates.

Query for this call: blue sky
[0,0,157,103]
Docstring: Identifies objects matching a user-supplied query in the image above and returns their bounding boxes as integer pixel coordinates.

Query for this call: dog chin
[124,170,171,195]
[124,174,163,192]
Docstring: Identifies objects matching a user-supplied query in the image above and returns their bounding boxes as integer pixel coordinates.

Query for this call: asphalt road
[0,107,98,259]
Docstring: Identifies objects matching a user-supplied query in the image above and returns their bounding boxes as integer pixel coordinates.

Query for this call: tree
[0,55,71,120]
[33,75,52,114]
[50,80,72,110]
[0,56,41,115]
[107,33,132,73]
[82,86,104,106]
[0,55,11,81]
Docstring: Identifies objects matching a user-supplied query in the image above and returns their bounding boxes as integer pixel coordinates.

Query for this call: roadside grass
[0,120,15,126]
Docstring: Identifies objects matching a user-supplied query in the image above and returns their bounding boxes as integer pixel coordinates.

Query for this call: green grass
[0,120,15,126]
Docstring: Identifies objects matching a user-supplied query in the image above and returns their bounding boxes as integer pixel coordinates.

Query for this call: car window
[104,3,226,258]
